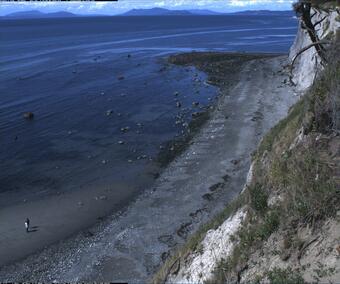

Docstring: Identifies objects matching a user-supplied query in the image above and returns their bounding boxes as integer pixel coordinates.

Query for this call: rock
[174,91,179,96]
[176,101,181,108]
[83,231,94,238]
[192,112,201,118]
[231,159,239,165]
[120,126,130,132]
[189,208,207,218]
[23,112,34,120]
[106,110,113,116]
[169,259,181,276]
[158,235,177,247]
[192,102,199,107]
[118,140,125,145]
[177,222,192,238]
[161,251,170,262]
[209,182,224,192]
[202,193,213,201]
[223,174,231,182]
[336,245,340,255]
[153,172,160,179]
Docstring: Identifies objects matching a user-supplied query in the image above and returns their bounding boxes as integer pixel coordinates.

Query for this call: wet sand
[0,52,299,282]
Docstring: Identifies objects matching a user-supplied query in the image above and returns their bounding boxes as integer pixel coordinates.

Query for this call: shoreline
[0,52,298,281]
[0,52,219,268]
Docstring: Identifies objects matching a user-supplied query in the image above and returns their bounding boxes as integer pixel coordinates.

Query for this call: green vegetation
[267,268,305,284]
[249,183,269,214]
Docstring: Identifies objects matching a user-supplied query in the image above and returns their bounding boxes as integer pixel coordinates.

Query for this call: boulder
[23,112,34,120]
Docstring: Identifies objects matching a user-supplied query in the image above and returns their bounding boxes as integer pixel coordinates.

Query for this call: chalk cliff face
[289,9,340,90]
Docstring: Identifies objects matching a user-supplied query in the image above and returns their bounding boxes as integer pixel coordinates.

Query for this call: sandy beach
[0,52,299,281]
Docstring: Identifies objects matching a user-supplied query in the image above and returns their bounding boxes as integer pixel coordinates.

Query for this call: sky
[0,0,294,16]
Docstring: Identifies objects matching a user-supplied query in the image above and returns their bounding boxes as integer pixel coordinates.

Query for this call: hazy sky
[0,0,294,16]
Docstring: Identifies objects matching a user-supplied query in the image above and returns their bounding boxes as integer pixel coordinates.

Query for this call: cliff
[289,5,340,90]
[154,3,340,283]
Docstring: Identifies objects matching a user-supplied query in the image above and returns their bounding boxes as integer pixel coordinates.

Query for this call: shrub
[249,183,269,214]
[268,268,305,284]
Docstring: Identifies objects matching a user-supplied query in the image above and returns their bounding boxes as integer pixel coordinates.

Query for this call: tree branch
[289,41,331,85]
[313,16,328,28]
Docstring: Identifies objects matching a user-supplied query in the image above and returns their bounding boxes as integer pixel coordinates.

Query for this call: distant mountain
[121,8,223,16]
[121,8,193,16]
[2,8,294,19]
[229,10,294,16]
[187,9,223,15]
[120,8,293,17]
[3,10,78,19]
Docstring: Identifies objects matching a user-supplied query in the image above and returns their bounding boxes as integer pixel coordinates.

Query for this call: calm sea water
[0,15,297,205]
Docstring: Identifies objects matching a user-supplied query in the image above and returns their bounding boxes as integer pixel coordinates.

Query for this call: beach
[0,52,299,281]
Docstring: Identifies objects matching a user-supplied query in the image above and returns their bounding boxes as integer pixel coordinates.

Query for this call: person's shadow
[28,226,39,233]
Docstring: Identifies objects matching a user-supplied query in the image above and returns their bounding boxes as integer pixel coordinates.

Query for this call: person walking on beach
[25,218,30,233]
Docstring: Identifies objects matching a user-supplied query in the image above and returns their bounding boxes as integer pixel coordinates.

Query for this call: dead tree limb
[289,41,331,85]
[313,15,328,28]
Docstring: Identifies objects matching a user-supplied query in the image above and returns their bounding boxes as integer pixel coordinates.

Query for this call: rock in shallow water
[23,112,34,120]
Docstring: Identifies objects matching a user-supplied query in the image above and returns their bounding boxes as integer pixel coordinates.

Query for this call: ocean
[0,15,297,207]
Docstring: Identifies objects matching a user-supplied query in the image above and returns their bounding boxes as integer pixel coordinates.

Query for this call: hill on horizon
[2,8,294,19]
[2,10,78,19]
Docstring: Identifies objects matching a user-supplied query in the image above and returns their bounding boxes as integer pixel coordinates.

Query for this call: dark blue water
[0,15,297,206]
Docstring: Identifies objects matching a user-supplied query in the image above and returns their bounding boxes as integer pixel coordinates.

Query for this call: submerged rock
[106,110,113,116]
[158,235,177,247]
[23,112,34,120]
[120,126,130,133]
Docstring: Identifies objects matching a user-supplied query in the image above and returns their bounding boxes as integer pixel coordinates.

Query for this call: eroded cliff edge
[154,3,340,283]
